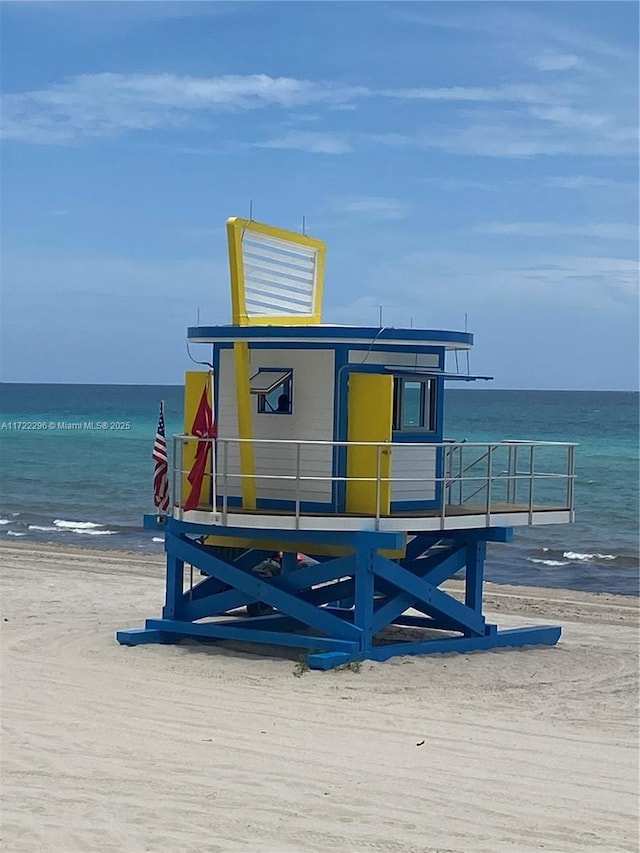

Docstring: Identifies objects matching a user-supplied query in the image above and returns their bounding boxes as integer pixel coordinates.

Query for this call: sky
[0,1,638,390]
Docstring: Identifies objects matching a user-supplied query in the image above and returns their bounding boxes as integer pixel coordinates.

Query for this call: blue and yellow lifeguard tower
[117,218,576,669]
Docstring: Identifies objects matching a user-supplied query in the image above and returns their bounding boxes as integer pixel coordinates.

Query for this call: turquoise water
[0,384,637,595]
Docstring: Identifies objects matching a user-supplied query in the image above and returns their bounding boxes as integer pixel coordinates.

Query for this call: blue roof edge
[187,325,474,347]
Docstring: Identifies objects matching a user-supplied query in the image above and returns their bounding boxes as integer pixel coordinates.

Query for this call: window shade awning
[249,369,293,395]
[382,367,493,381]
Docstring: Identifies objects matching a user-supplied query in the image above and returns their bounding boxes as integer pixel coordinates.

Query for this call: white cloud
[420,177,512,192]
[1,47,634,164]
[393,7,633,64]
[543,175,629,190]
[528,105,623,133]
[421,175,631,193]
[528,50,582,72]
[370,110,637,158]
[473,222,638,241]
[330,196,409,220]
[255,130,352,154]
[381,83,573,106]
[328,248,638,327]
[1,73,366,144]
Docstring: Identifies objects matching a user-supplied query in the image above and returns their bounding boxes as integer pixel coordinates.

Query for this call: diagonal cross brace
[182,548,359,620]
[402,534,451,564]
[372,545,467,634]
[373,553,486,637]
[172,536,362,642]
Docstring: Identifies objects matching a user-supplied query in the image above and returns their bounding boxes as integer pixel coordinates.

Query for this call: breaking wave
[53,519,103,529]
[563,551,616,562]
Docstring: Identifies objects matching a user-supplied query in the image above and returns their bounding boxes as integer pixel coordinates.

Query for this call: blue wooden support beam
[167,519,405,551]
[389,614,450,630]
[402,532,450,563]
[117,628,183,645]
[354,541,375,656]
[373,553,486,637]
[216,613,302,632]
[186,545,358,594]
[184,575,228,602]
[171,536,363,643]
[403,526,512,554]
[162,554,185,620]
[143,513,168,532]
[368,625,561,661]
[302,578,355,608]
[182,554,361,621]
[173,542,276,609]
[465,539,486,614]
[275,553,358,592]
[372,545,468,634]
[144,618,358,655]
[374,591,464,634]
[280,552,299,573]
[182,548,361,620]
[307,651,353,670]
[184,587,251,621]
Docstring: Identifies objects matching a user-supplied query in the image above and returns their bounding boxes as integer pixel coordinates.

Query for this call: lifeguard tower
[117,217,576,669]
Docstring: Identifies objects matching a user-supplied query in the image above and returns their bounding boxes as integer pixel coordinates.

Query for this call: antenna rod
[379,305,383,327]
[302,215,306,236]
[249,200,253,221]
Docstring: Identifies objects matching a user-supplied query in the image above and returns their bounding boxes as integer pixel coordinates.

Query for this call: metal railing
[171,435,577,529]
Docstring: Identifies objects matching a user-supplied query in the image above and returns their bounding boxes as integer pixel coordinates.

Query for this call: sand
[1,541,638,853]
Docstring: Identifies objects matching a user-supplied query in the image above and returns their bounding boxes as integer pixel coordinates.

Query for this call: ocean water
[0,384,637,596]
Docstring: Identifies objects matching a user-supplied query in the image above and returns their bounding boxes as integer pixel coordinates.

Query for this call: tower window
[249,368,293,414]
[392,377,436,432]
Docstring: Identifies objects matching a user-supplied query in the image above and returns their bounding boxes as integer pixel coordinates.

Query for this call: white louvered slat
[244,270,309,302]
[243,245,315,273]
[245,292,309,314]
[244,232,316,259]
[242,230,318,318]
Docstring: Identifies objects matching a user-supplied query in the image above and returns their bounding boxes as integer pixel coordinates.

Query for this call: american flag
[152,401,170,513]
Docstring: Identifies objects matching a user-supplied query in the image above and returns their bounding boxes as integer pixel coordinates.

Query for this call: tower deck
[171,436,576,532]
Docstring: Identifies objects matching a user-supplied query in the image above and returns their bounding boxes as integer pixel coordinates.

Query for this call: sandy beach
[1,541,637,853]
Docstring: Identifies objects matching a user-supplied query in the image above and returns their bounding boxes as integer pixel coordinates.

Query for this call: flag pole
[152,399,170,521]
[162,399,169,515]
[159,398,165,522]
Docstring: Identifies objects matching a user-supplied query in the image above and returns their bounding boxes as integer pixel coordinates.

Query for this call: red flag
[183,385,216,511]
[152,402,170,513]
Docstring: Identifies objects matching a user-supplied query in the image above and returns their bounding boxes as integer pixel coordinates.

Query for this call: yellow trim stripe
[346,373,393,515]
[226,216,326,327]
[203,534,406,559]
[227,218,248,326]
[183,371,214,509]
